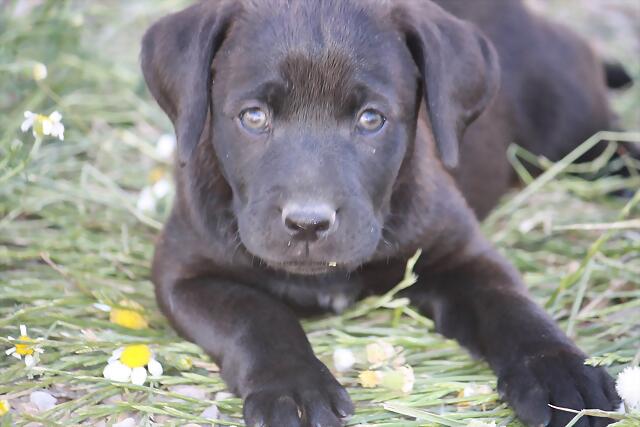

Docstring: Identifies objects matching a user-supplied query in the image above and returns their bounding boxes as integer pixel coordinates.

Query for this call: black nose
[282,203,337,241]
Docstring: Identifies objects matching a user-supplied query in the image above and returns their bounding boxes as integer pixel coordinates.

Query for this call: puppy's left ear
[394,1,500,168]
[141,1,239,165]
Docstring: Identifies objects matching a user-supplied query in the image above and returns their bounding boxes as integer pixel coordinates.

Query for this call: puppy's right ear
[141,1,238,165]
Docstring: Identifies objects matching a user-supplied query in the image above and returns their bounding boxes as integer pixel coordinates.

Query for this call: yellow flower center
[109,300,148,330]
[148,167,166,184]
[32,115,49,138]
[120,344,152,368]
[0,399,10,416]
[15,335,34,356]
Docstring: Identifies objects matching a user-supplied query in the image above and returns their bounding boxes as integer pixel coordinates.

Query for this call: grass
[1,1,639,426]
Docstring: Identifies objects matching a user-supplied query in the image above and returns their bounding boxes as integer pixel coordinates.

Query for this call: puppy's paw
[243,361,353,427]
[498,348,620,427]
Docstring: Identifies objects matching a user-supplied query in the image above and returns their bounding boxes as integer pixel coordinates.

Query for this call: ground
[0,1,639,426]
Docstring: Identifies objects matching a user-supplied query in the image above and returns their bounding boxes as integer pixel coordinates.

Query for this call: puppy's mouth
[267,260,342,276]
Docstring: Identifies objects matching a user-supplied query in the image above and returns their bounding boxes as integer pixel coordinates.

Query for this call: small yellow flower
[110,309,148,330]
[21,111,64,141]
[176,355,193,371]
[0,399,9,416]
[359,370,381,388]
[107,300,149,330]
[5,325,44,367]
[103,345,163,385]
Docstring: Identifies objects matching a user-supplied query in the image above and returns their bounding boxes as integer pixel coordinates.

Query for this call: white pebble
[214,391,234,401]
[113,417,136,427]
[29,390,57,411]
[200,404,220,419]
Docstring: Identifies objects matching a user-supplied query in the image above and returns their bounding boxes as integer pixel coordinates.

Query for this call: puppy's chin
[244,248,370,276]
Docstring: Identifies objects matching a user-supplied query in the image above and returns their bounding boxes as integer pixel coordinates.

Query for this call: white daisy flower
[136,178,172,213]
[616,365,640,411]
[5,325,44,367]
[20,111,64,141]
[155,134,177,161]
[32,63,48,81]
[136,187,156,212]
[152,178,171,199]
[103,344,163,386]
[333,348,356,373]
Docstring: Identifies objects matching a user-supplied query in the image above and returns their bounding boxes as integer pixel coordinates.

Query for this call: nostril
[315,218,331,232]
[281,203,336,240]
[284,216,306,232]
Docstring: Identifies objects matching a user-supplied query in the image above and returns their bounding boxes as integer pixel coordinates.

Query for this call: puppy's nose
[281,203,337,241]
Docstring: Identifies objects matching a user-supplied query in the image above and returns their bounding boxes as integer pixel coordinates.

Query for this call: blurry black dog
[141,1,633,426]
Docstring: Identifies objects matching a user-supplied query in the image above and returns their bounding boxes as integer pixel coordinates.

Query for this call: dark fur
[141,1,627,426]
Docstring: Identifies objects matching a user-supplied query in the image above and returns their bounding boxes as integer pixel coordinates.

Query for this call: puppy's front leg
[157,276,353,427]
[409,236,619,427]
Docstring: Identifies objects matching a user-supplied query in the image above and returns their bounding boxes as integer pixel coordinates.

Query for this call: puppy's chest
[262,274,366,314]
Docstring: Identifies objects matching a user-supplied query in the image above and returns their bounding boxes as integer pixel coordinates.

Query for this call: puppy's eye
[239,107,269,132]
[357,109,386,133]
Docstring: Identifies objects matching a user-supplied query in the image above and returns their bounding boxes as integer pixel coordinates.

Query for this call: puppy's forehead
[217,0,412,110]
[237,0,394,55]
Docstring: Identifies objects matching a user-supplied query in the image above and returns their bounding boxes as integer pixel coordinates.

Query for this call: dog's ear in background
[604,61,633,90]
[141,1,238,165]
[393,1,501,168]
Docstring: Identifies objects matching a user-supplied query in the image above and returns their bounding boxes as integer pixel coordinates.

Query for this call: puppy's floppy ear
[141,1,238,165]
[394,1,500,168]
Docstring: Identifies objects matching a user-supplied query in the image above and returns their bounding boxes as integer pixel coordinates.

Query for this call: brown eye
[357,109,386,133]
[239,107,269,132]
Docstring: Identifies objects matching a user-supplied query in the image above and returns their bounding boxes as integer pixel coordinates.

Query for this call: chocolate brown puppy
[141,1,627,426]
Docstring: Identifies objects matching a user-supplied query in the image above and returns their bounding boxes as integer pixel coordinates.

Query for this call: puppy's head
[141,0,499,275]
